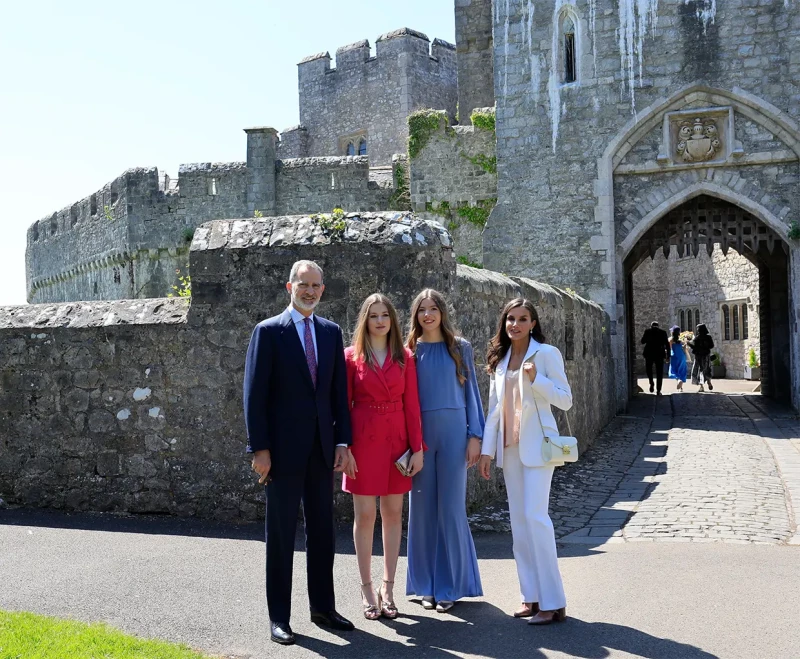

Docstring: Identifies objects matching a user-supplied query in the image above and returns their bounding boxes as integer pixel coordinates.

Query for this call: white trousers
[503,444,566,610]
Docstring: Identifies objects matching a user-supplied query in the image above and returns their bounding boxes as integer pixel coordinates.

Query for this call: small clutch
[394,449,413,476]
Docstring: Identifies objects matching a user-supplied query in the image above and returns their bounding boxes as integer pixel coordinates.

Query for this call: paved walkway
[2,511,800,658]
[471,386,800,546]
[1,387,799,657]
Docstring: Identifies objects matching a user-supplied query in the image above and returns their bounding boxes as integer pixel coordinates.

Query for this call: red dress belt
[352,401,403,414]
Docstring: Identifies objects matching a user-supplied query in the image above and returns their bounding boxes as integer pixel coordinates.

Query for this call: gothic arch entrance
[623,195,792,402]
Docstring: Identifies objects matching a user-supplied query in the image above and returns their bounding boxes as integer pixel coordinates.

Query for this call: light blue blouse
[414,339,485,440]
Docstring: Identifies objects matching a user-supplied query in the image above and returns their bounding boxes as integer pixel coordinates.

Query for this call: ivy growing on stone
[456,198,497,228]
[788,220,800,240]
[470,107,496,133]
[424,201,451,218]
[388,164,411,211]
[408,109,448,159]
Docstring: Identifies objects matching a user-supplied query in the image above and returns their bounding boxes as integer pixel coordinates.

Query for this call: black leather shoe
[310,610,355,631]
[270,621,295,645]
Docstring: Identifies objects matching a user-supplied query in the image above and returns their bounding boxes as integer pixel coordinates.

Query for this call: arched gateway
[598,85,800,409]
[623,194,791,402]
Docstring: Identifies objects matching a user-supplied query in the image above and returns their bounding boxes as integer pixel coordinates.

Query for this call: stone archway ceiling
[640,195,788,261]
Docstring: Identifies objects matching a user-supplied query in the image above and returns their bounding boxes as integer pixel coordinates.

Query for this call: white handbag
[524,354,579,466]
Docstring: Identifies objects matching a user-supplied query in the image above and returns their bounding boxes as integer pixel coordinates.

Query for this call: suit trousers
[502,443,566,611]
[265,434,335,623]
[645,358,665,392]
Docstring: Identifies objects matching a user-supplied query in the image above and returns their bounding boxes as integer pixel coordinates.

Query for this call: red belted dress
[342,346,424,496]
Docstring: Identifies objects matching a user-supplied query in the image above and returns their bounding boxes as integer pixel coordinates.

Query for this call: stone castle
[25,0,800,408]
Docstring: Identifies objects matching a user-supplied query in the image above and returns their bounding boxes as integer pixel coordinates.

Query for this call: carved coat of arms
[676,117,721,162]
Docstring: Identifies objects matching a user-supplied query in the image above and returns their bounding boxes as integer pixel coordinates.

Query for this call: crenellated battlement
[298,28,455,80]
[26,167,159,247]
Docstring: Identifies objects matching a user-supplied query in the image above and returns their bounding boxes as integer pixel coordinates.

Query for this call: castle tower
[455,0,495,116]
[296,29,457,165]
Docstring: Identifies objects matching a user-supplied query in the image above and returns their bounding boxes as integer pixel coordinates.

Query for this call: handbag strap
[524,350,573,438]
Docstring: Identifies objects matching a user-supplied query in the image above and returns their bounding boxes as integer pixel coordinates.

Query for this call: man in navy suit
[244,259,354,645]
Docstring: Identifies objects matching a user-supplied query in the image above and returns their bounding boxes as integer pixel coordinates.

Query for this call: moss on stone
[408,109,448,159]
[462,152,497,174]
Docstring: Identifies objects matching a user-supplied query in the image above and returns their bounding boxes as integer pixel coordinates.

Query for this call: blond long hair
[406,288,466,385]
[351,293,406,369]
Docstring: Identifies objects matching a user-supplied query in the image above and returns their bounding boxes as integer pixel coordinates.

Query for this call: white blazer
[481,339,573,468]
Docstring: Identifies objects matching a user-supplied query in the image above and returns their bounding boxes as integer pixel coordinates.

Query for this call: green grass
[0,610,214,659]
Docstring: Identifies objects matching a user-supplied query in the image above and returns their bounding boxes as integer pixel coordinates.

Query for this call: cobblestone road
[471,391,800,545]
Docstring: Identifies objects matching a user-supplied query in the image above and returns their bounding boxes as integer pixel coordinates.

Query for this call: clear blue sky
[0,0,456,305]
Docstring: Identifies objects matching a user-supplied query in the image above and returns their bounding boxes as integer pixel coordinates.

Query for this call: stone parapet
[1,214,615,522]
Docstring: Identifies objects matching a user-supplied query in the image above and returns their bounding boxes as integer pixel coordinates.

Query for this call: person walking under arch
[668,326,689,391]
[641,321,670,395]
[689,323,715,392]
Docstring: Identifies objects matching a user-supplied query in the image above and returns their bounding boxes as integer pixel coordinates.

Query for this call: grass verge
[0,610,214,659]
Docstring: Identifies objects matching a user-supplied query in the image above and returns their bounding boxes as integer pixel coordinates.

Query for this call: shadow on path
[297,602,718,659]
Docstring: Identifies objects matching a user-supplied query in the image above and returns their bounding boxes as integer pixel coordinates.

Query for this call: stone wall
[275,157,393,215]
[277,125,310,159]
[2,213,615,521]
[297,29,457,166]
[26,137,405,304]
[409,114,497,266]
[410,121,497,210]
[26,168,194,304]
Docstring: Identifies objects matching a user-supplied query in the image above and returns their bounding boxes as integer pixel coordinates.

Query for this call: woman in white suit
[478,298,572,625]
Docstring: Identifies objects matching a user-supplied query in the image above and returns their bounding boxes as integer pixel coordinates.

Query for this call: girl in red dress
[343,293,424,620]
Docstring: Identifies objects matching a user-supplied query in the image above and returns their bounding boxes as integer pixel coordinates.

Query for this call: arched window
[346,142,355,156]
[722,305,730,341]
[562,15,577,84]
[694,309,700,329]
[733,305,740,340]
[742,305,749,339]
[679,310,685,332]
[358,138,367,156]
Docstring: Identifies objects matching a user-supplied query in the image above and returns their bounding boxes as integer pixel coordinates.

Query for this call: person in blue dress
[405,288,484,613]
[668,325,689,391]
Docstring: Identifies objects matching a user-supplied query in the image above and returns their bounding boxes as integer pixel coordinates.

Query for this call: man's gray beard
[293,296,319,312]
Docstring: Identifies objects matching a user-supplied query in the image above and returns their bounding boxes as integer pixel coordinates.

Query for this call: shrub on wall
[470,107,496,133]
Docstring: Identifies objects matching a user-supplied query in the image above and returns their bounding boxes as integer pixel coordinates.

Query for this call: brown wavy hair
[486,298,546,372]
[406,289,467,385]
[351,293,406,369]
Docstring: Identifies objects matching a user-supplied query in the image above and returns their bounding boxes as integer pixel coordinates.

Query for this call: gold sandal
[379,579,399,619]
[360,582,380,621]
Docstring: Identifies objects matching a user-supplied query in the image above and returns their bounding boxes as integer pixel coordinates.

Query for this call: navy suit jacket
[243,308,352,473]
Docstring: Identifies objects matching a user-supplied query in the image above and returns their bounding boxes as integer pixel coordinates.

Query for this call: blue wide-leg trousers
[406,408,483,601]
